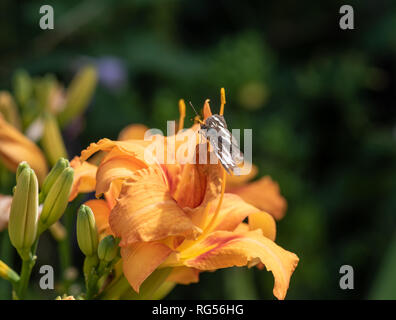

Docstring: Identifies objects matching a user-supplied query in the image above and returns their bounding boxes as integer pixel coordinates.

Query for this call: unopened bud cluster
[38,158,74,234]
[8,159,74,260]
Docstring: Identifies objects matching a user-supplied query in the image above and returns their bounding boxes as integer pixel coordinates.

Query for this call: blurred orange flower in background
[0,114,48,183]
[0,195,12,231]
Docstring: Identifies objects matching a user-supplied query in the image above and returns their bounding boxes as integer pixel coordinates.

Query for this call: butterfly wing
[201,115,244,175]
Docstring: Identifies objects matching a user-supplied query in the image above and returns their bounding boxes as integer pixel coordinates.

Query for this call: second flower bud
[77,205,98,257]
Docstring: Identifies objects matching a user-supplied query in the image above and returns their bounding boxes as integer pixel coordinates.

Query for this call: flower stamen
[220,87,226,116]
[201,88,228,234]
[178,99,186,132]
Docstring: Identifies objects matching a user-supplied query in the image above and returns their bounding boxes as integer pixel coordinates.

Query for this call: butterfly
[189,102,244,175]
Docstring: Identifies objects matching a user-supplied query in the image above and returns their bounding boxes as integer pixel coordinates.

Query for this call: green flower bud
[39,157,69,204]
[8,165,39,260]
[34,74,57,112]
[12,69,33,108]
[41,112,68,166]
[58,66,97,128]
[38,167,74,234]
[77,205,98,257]
[98,235,119,263]
[0,260,20,284]
[16,161,30,180]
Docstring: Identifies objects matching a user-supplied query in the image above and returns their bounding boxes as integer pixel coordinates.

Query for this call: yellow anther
[178,99,186,132]
[220,88,226,115]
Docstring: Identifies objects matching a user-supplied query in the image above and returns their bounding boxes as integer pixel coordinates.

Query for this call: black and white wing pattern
[199,114,244,175]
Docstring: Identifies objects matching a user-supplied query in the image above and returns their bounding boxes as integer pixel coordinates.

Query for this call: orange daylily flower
[117,119,287,220]
[70,92,299,300]
[118,124,149,141]
[118,124,148,141]
[0,114,48,183]
[0,91,21,130]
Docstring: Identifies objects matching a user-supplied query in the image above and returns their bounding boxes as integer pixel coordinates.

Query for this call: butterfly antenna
[189,101,205,125]
[188,101,199,117]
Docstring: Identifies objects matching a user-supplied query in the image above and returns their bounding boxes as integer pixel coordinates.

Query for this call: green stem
[102,268,173,300]
[99,275,130,300]
[151,281,176,300]
[83,255,100,299]
[138,267,172,299]
[17,259,34,299]
[16,239,39,299]
[86,275,99,299]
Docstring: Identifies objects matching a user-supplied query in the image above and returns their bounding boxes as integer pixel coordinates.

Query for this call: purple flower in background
[96,56,128,91]
[72,56,128,91]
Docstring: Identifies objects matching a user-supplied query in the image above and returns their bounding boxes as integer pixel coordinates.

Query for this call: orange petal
[181,230,299,300]
[104,179,123,209]
[225,163,258,190]
[248,211,276,241]
[78,138,166,199]
[80,138,154,164]
[172,125,201,163]
[231,176,287,220]
[196,161,223,208]
[0,195,12,231]
[84,199,112,237]
[160,126,201,199]
[171,163,207,209]
[167,267,200,285]
[165,137,222,210]
[161,163,182,196]
[203,99,212,120]
[118,124,149,141]
[153,124,200,174]
[190,193,276,241]
[95,146,149,197]
[0,114,48,183]
[121,242,172,293]
[180,162,222,227]
[109,167,200,246]
[69,156,97,201]
[0,91,21,129]
[211,194,264,233]
[234,222,250,233]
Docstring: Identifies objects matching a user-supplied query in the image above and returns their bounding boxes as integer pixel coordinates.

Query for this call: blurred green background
[1,0,396,299]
